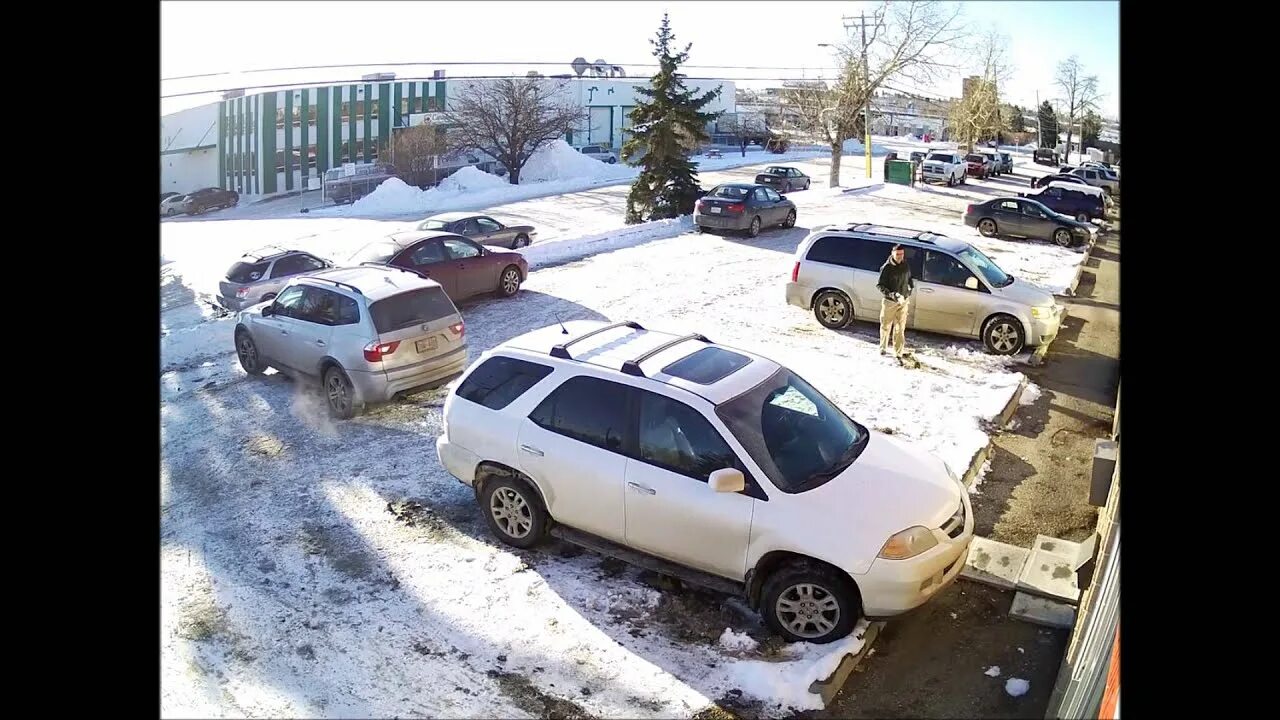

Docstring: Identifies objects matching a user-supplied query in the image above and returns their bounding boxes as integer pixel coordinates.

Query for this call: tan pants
[880,297,909,355]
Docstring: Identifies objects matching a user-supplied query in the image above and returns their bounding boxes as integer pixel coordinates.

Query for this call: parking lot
[161,146,1110,717]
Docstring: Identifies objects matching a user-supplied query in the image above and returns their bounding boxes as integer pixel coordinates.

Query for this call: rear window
[227,260,270,283]
[369,286,458,333]
[661,347,752,385]
[456,356,555,410]
[806,236,892,271]
[709,186,750,199]
[966,154,985,162]
[351,241,400,265]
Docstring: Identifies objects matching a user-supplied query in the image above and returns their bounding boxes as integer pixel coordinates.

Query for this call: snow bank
[1005,678,1030,697]
[718,628,760,653]
[436,165,511,193]
[727,621,870,711]
[841,138,893,156]
[521,139,635,183]
[1020,382,1042,405]
[520,215,694,270]
[349,177,431,214]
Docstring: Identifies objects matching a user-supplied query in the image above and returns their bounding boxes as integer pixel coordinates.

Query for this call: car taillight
[966,204,976,214]
[791,262,800,283]
[727,203,745,213]
[695,199,703,212]
[363,340,400,362]
[449,321,465,338]
[235,286,250,298]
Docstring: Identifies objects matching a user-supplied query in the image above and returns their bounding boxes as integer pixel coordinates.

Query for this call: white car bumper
[436,437,481,486]
[785,282,814,310]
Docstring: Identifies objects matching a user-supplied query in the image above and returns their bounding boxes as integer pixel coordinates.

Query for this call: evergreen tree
[1081,110,1102,147]
[623,14,722,223]
[1037,101,1059,148]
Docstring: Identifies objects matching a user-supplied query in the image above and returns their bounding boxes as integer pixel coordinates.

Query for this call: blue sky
[162,1,1118,118]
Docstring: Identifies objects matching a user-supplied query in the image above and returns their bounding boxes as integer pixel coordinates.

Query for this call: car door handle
[628,481,656,495]
[519,444,544,457]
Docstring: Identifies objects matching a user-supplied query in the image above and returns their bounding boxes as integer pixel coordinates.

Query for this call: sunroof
[661,347,752,385]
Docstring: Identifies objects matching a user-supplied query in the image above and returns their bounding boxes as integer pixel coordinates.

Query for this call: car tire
[481,476,549,549]
[746,216,762,238]
[1053,228,1073,247]
[805,180,811,190]
[513,233,530,249]
[960,173,966,185]
[235,329,265,375]
[323,365,362,419]
[982,314,1026,355]
[978,219,998,238]
[782,209,796,228]
[761,562,859,644]
[694,224,705,233]
[813,290,853,329]
[497,265,522,297]
[947,175,955,187]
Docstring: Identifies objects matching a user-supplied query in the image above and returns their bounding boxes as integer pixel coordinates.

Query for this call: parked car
[161,191,180,203]
[754,166,811,192]
[1032,173,1089,189]
[996,152,1014,174]
[785,223,1064,355]
[436,319,974,643]
[216,247,334,311]
[1068,165,1119,196]
[178,187,240,215]
[1019,183,1109,222]
[694,183,797,238]
[963,197,1095,248]
[964,153,994,179]
[1033,148,1060,166]
[921,152,966,186]
[977,150,1003,176]
[234,264,468,419]
[579,145,618,164]
[418,212,538,249]
[160,194,188,217]
[349,230,529,301]
[325,163,396,204]
[909,151,927,163]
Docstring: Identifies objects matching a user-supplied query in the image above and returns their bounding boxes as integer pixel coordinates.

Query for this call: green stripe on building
[300,88,310,185]
[263,92,279,194]
[363,83,373,163]
[250,97,258,195]
[334,87,343,165]
[316,87,329,174]
[347,85,357,164]
[217,102,226,189]
[408,82,417,115]
[235,97,242,193]
[379,83,391,150]
[394,82,404,124]
[435,81,446,111]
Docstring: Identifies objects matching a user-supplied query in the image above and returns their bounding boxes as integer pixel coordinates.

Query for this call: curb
[1065,236,1097,298]
[962,377,1027,490]
[809,621,887,706]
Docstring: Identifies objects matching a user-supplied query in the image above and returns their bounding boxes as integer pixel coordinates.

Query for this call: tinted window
[336,295,359,325]
[476,217,502,232]
[271,253,326,278]
[926,153,953,162]
[297,286,344,325]
[922,250,977,289]
[351,241,400,264]
[227,260,270,283]
[409,240,447,265]
[710,186,750,199]
[443,238,481,260]
[419,219,449,230]
[1020,202,1047,218]
[457,356,554,410]
[1047,188,1063,199]
[661,347,752,384]
[806,236,893,271]
[529,376,629,452]
[273,285,307,318]
[965,154,985,163]
[996,200,1019,212]
[637,390,739,481]
[764,188,782,202]
[753,188,770,202]
[369,286,458,332]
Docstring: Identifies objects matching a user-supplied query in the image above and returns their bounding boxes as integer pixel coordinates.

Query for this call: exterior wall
[161,148,218,195]
[161,104,221,194]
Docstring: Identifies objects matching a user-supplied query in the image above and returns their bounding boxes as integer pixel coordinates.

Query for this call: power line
[162,61,846,82]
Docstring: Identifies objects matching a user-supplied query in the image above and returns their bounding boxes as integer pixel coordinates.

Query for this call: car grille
[939,502,966,539]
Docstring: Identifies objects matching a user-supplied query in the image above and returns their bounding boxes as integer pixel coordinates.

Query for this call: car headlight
[1030,306,1056,319]
[878,526,939,560]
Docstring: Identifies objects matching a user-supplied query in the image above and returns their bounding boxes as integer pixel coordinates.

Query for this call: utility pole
[843,12,883,179]
[1036,89,1042,150]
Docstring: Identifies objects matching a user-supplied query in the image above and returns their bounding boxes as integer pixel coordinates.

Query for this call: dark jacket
[877,257,914,300]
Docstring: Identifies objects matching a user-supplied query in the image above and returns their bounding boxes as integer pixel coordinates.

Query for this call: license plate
[710,207,722,214]
[415,338,437,353]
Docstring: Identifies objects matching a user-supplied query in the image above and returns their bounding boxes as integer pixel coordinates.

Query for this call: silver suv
[578,145,618,164]
[217,247,333,311]
[234,264,468,418]
[785,224,1064,355]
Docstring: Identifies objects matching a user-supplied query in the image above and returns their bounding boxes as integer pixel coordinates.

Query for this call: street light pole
[860,12,872,179]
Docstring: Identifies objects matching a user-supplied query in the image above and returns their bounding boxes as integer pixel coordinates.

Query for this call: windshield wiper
[804,441,863,485]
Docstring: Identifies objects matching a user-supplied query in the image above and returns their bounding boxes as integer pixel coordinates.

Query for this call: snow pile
[349,177,431,214]
[727,621,871,711]
[718,628,760,653]
[1005,678,1031,697]
[969,459,992,496]
[161,316,235,374]
[841,138,893,156]
[1020,382,1042,405]
[984,665,1002,677]
[436,165,510,193]
[520,215,694,270]
[521,139,635,183]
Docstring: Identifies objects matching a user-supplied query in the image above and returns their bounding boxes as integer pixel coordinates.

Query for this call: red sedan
[349,231,528,301]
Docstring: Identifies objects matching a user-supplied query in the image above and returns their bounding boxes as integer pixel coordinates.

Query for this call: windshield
[925,153,952,162]
[716,368,868,494]
[350,241,400,265]
[419,219,449,230]
[957,246,1012,288]
[966,154,985,163]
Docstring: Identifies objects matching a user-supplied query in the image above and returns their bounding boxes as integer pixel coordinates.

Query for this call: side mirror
[964,276,979,291]
[709,468,746,493]
[261,304,275,316]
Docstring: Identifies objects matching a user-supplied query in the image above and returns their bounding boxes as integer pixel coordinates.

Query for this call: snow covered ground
[160,144,1087,717]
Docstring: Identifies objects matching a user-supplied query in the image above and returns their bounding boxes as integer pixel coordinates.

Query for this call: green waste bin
[886,159,915,186]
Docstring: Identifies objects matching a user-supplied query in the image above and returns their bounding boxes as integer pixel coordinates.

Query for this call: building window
[292,106,302,127]
[276,108,286,129]
[412,96,423,114]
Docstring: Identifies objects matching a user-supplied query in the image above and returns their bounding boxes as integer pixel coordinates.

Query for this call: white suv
[436,320,973,643]
[578,145,618,164]
[921,151,966,186]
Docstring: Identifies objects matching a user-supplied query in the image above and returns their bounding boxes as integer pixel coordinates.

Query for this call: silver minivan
[234,264,468,418]
[785,224,1064,355]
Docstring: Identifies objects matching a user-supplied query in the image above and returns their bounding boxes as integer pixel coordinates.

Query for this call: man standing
[876,244,914,357]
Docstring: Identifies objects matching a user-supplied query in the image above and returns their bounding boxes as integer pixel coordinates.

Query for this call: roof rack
[302,276,363,296]
[359,261,430,280]
[621,333,710,377]
[550,321,645,359]
[245,245,291,259]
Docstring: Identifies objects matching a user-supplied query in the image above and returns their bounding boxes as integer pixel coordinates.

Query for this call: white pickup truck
[921,151,966,186]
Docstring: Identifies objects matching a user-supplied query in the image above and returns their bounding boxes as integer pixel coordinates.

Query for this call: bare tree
[1055,56,1101,164]
[444,77,587,184]
[779,1,967,186]
[380,124,446,188]
[949,29,1011,151]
